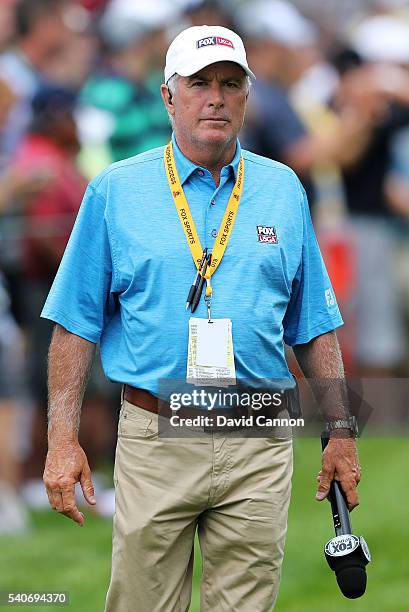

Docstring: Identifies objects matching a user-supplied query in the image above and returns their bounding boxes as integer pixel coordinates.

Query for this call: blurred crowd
[1,0,409,534]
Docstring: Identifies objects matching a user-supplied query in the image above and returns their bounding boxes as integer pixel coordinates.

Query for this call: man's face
[161,61,249,151]
[34,7,71,58]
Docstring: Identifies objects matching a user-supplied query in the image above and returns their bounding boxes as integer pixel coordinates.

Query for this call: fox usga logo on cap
[196,36,235,49]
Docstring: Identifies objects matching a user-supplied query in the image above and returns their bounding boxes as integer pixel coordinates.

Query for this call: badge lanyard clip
[204,255,213,322]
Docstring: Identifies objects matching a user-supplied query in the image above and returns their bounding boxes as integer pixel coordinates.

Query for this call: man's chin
[197,127,233,146]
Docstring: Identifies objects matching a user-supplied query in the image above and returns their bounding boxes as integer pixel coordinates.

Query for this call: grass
[0,438,407,611]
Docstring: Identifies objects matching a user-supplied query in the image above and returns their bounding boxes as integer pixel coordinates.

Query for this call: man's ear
[160,83,174,112]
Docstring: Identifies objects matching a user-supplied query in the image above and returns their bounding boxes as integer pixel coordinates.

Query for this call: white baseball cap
[164,25,256,84]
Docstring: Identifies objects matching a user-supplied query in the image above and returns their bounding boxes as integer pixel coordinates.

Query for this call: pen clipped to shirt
[186,248,207,310]
[191,252,212,313]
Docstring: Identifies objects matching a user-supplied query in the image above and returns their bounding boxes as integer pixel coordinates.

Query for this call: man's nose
[207,82,224,107]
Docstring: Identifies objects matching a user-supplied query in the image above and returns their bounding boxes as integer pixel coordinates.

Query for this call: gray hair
[167,74,179,97]
[165,74,179,128]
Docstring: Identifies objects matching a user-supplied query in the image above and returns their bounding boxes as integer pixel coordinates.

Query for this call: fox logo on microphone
[325,535,360,557]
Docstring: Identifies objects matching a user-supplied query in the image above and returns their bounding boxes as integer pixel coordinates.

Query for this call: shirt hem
[285,317,344,347]
[40,309,101,343]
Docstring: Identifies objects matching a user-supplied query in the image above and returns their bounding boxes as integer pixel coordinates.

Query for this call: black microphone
[321,434,371,598]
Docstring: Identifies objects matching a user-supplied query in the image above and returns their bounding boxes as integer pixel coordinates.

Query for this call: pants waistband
[122,385,291,432]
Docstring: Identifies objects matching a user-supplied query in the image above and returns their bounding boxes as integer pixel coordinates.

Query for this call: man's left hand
[316,437,361,511]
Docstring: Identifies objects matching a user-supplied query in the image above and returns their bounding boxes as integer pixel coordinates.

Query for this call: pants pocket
[118,404,158,440]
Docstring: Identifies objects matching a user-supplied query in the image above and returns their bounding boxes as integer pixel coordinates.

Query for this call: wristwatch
[325,416,358,438]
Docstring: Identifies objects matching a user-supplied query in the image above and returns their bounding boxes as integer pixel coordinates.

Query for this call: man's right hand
[43,442,96,526]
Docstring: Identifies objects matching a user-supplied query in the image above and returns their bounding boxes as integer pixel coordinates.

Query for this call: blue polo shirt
[41,134,343,394]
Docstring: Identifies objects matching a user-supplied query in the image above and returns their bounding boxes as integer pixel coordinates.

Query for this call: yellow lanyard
[164,141,244,305]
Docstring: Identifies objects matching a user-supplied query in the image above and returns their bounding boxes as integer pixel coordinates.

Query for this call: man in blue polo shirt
[42,25,361,612]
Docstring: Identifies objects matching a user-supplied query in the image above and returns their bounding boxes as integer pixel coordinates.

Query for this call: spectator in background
[0,0,77,327]
[386,126,409,221]
[0,78,59,214]
[8,87,87,476]
[44,3,99,92]
[12,88,87,284]
[0,0,17,53]
[0,0,71,164]
[332,14,409,376]
[236,0,375,208]
[184,0,233,27]
[79,0,175,165]
[235,0,315,202]
[0,275,29,535]
[0,75,30,535]
[385,124,409,373]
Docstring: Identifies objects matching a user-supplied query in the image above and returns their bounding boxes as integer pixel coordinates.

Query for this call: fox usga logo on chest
[256,225,278,244]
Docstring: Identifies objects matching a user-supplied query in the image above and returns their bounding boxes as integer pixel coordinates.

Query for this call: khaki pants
[105,401,293,612]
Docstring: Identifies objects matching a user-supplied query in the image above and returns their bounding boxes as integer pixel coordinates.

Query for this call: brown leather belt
[123,385,248,421]
[123,386,164,414]
[122,385,289,432]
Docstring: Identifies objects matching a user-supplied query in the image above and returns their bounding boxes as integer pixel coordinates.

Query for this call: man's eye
[225,81,240,88]
[192,81,206,87]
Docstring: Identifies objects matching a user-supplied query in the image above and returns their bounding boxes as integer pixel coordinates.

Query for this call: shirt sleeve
[40,183,114,343]
[283,183,343,346]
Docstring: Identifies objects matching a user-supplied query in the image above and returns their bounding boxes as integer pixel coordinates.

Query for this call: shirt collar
[171,132,242,184]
